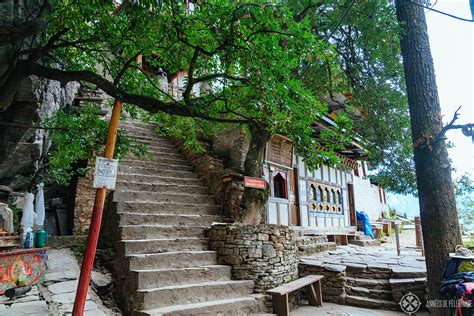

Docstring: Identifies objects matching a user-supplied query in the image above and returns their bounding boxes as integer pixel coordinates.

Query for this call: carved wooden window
[308,181,343,215]
[267,136,293,168]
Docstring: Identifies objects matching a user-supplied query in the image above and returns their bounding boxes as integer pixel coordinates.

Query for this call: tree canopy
[2,0,415,193]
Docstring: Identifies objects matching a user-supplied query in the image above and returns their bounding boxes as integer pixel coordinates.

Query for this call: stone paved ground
[302,228,425,272]
[301,244,426,273]
[293,302,429,315]
[0,248,116,315]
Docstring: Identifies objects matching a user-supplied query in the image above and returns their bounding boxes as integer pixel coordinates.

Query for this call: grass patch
[463,238,474,250]
[70,239,87,257]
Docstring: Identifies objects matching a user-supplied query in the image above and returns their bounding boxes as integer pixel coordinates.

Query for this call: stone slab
[63,300,98,312]
[47,280,79,295]
[391,266,426,278]
[323,264,346,273]
[45,270,78,283]
[91,271,112,288]
[0,301,49,315]
[51,291,90,304]
[46,249,80,274]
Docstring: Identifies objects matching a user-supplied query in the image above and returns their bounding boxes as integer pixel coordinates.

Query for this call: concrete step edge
[131,265,231,273]
[137,280,254,293]
[137,294,266,315]
[126,250,217,259]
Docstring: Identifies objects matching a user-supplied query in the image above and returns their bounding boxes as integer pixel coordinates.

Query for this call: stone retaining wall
[299,262,347,304]
[208,224,298,292]
[172,139,245,220]
[299,260,427,310]
[73,169,95,235]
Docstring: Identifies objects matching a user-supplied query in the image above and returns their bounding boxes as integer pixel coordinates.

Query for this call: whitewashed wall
[352,163,388,221]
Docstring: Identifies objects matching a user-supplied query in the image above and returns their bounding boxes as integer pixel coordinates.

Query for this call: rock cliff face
[0,77,78,189]
[0,0,79,190]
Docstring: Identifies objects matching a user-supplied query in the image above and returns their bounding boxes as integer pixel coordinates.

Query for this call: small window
[337,191,342,205]
[309,184,316,201]
[273,173,287,199]
[317,186,323,201]
[324,188,330,203]
[354,164,359,177]
[331,190,337,204]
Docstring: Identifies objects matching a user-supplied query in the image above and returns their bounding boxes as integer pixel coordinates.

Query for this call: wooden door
[290,168,301,225]
[347,183,356,226]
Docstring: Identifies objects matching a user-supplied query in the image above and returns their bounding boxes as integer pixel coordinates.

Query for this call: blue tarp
[356,211,374,239]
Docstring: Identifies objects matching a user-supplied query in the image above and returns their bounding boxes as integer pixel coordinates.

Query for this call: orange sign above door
[244,177,266,189]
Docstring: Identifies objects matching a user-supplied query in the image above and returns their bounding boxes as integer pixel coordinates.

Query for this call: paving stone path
[302,244,426,271]
[0,248,115,315]
[299,244,427,311]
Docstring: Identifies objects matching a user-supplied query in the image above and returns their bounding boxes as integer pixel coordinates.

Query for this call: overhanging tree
[395,0,462,312]
[2,0,417,219]
[1,0,357,221]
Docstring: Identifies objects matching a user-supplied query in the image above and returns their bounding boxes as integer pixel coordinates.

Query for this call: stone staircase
[106,120,267,315]
[292,229,337,256]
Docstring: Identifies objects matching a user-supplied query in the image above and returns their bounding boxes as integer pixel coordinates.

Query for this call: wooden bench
[267,275,323,316]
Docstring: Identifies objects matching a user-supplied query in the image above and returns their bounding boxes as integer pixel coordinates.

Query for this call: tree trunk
[241,125,271,225]
[395,0,462,313]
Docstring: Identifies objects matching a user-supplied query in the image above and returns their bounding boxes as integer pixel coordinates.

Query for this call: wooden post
[394,223,401,256]
[72,99,123,315]
[415,216,422,248]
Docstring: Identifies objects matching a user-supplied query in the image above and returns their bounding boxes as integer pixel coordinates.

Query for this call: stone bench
[267,275,324,316]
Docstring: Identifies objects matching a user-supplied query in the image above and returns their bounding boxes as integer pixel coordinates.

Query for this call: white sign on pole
[93,157,119,190]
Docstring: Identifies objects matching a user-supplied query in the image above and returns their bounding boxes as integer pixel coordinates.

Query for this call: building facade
[262,134,388,229]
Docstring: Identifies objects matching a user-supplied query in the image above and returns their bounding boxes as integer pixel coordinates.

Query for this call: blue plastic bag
[356,211,374,239]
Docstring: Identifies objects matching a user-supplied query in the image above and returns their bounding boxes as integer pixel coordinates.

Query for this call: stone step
[345,294,398,310]
[298,242,337,256]
[136,280,255,310]
[121,157,190,167]
[115,174,203,186]
[131,265,232,289]
[119,121,156,131]
[120,237,210,255]
[348,239,382,247]
[118,164,195,175]
[115,201,220,215]
[117,165,199,180]
[113,190,216,205]
[126,131,162,139]
[127,251,218,270]
[345,277,391,291]
[125,149,182,159]
[115,182,209,195]
[120,225,208,240]
[118,213,222,226]
[136,294,267,316]
[390,266,426,279]
[128,140,176,151]
[346,286,393,301]
[295,235,328,246]
[138,143,177,152]
[131,138,175,147]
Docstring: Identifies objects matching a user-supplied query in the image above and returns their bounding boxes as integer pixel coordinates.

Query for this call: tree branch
[436,106,461,142]
[25,62,249,124]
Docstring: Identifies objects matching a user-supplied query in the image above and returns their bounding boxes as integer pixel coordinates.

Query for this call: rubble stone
[209,223,298,292]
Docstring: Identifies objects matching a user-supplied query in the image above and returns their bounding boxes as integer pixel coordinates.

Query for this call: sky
[386,0,473,218]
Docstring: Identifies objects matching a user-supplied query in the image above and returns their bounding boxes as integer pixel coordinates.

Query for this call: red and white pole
[73,99,123,315]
